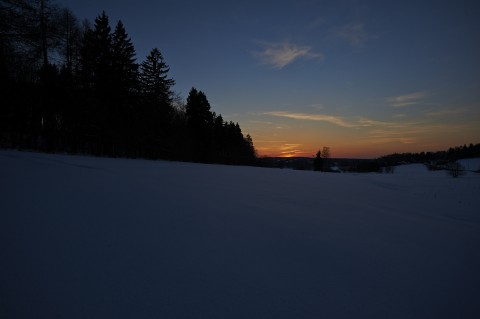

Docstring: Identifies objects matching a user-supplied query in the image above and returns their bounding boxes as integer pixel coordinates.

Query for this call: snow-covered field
[1,150,479,319]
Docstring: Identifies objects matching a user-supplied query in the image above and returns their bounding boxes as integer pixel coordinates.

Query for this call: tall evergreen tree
[79,11,115,155]
[185,87,214,161]
[80,11,112,92]
[112,20,138,94]
[139,48,174,104]
[110,20,139,156]
[313,150,323,171]
[185,88,213,130]
[137,48,176,158]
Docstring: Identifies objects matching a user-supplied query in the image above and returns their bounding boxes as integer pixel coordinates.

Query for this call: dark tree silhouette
[140,48,175,104]
[112,20,138,94]
[57,7,82,73]
[313,147,330,171]
[80,11,112,93]
[79,11,114,155]
[110,20,139,156]
[137,48,176,158]
[185,87,214,162]
[0,5,257,165]
[313,150,323,171]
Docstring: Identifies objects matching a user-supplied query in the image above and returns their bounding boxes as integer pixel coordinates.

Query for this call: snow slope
[459,157,480,172]
[1,150,479,319]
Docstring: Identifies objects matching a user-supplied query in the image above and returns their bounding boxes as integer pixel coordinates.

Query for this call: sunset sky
[57,0,479,158]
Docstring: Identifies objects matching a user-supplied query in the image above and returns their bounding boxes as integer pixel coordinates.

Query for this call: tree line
[0,0,256,165]
[378,143,480,167]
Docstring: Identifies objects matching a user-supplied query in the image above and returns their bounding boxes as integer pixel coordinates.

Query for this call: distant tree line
[0,0,256,165]
[378,143,480,167]
[338,144,480,173]
[258,143,480,173]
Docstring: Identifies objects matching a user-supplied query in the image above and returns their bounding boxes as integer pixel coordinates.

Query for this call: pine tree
[137,48,176,158]
[185,88,213,130]
[108,20,139,156]
[78,11,116,155]
[140,48,174,104]
[80,11,112,92]
[112,20,138,93]
[185,87,214,162]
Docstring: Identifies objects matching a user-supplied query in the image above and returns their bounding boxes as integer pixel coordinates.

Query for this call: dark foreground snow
[1,150,479,318]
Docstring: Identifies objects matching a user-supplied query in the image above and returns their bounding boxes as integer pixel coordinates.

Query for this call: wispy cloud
[255,41,323,69]
[256,107,475,155]
[265,111,357,127]
[389,91,429,107]
[279,143,307,157]
[264,111,428,132]
[248,120,274,125]
[264,111,398,128]
[264,110,445,146]
[357,117,396,127]
[332,23,369,46]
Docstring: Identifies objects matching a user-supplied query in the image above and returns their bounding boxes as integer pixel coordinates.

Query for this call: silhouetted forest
[378,143,480,167]
[0,0,256,165]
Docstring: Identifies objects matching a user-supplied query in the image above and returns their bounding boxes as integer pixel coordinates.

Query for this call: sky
[56,0,480,158]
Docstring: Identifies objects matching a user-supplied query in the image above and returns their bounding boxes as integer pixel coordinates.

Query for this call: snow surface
[1,150,479,319]
[458,158,480,172]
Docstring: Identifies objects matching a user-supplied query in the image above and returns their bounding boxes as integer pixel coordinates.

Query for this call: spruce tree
[109,20,139,156]
[185,88,214,162]
[140,48,174,104]
[185,88,213,131]
[314,150,323,171]
[112,20,138,94]
[80,11,112,93]
[79,11,115,155]
[138,48,176,158]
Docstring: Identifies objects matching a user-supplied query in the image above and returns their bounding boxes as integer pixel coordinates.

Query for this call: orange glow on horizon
[256,142,475,159]
[254,139,472,159]
[244,107,479,160]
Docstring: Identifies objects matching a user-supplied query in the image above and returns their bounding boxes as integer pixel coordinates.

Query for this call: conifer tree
[140,48,174,104]
[185,87,214,161]
[80,11,112,92]
[185,88,213,130]
[313,150,323,171]
[79,11,115,155]
[137,48,175,158]
[112,20,138,93]
[109,20,139,156]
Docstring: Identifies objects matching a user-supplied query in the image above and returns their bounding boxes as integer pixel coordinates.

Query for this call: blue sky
[57,0,480,157]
